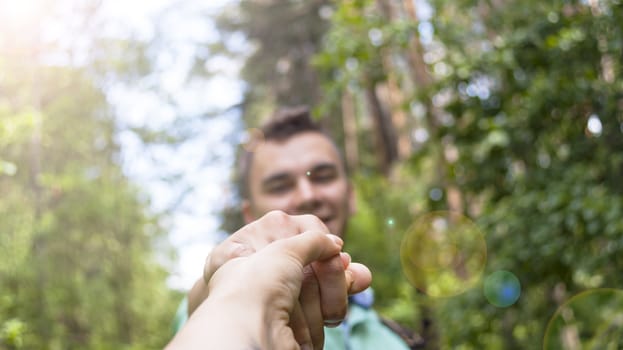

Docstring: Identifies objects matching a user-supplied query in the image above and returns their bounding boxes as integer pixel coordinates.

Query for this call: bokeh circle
[400,211,487,298]
[483,270,521,307]
[543,288,623,350]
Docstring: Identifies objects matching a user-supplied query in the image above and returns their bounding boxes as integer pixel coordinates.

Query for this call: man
[175,107,419,349]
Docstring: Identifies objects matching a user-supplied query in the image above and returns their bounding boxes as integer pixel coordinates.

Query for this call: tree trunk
[377,72,412,160]
[365,82,398,174]
[402,0,433,88]
[341,87,359,173]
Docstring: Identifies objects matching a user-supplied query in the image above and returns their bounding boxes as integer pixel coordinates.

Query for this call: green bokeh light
[483,270,521,307]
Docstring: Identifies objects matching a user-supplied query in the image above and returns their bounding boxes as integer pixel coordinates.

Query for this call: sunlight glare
[0,1,44,27]
[0,0,47,52]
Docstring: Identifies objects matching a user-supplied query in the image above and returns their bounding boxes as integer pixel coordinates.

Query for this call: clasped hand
[167,211,372,349]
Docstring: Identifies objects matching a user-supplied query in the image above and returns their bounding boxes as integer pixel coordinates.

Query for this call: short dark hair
[237,106,335,199]
[261,106,323,141]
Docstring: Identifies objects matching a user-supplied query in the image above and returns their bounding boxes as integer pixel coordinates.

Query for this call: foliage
[421,0,623,348]
[0,61,180,350]
[0,4,180,349]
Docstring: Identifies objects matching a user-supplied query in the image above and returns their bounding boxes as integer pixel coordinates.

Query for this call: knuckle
[301,265,319,286]
[300,214,326,229]
[264,210,289,224]
[315,257,343,274]
[224,243,249,260]
[207,248,226,269]
[211,243,249,270]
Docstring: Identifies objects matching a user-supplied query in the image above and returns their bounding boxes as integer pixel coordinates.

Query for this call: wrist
[202,288,273,348]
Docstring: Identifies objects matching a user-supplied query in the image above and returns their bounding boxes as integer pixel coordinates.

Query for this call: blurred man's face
[242,132,355,237]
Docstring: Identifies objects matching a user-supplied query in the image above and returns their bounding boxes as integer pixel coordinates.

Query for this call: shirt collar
[348,287,374,309]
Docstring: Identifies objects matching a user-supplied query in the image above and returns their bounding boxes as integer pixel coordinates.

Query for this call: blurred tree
[214,0,332,124]
[424,0,623,348]
[0,2,179,349]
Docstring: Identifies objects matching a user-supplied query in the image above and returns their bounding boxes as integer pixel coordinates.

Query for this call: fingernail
[345,269,354,289]
[326,234,343,247]
[324,319,344,327]
[301,343,313,350]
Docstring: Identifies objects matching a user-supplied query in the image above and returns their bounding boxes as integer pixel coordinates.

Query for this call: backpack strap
[380,317,427,349]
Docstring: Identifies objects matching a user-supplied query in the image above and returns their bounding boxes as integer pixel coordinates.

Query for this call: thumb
[267,231,343,267]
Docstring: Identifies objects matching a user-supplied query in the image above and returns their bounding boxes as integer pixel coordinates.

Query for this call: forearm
[168,291,270,350]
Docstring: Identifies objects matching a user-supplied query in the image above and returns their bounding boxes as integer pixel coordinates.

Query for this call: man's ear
[241,199,256,224]
[347,182,357,215]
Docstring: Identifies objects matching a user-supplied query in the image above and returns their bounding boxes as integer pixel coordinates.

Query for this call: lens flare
[544,289,623,350]
[386,217,395,228]
[483,270,521,307]
[400,211,487,298]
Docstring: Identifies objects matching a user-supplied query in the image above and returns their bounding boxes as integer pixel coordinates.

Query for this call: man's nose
[294,177,320,211]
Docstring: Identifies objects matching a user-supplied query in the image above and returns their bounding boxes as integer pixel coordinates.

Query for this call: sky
[100,0,243,290]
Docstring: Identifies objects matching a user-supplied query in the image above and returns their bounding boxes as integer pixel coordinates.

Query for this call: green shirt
[171,297,188,335]
[324,303,410,350]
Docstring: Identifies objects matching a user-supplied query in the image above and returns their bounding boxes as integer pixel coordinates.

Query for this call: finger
[340,252,351,269]
[311,255,348,325]
[203,242,254,284]
[345,262,372,295]
[270,231,343,267]
[252,211,329,243]
[298,265,325,348]
[290,213,331,235]
[288,301,313,349]
[252,210,306,242]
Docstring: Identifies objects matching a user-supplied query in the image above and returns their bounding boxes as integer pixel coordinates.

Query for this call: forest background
[1,0,622,349]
